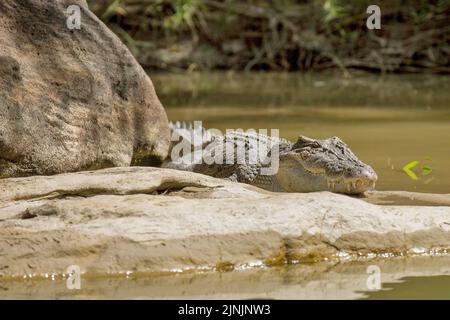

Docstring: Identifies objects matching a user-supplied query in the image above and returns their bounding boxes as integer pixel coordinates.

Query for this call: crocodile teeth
[356,179,363,188]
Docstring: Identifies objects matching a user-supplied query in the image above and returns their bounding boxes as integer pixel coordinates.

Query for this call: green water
[363,276,450,300]
[153,72,450,194]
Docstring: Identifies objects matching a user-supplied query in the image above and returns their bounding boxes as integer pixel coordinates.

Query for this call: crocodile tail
[169,121,216,146]
[163,121,215,170]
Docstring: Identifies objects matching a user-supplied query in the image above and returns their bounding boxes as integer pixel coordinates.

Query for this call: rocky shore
[1,167,449,278]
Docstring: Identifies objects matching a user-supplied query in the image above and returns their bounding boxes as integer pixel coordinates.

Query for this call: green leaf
[402,161,419,180]
[422,165,433,176]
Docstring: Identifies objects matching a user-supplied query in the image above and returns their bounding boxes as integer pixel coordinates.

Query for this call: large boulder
[0,0,169,178]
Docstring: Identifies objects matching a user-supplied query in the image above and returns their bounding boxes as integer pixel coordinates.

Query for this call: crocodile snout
[326,166,378,194]
[359,167,378,183]
[348,167,378,193]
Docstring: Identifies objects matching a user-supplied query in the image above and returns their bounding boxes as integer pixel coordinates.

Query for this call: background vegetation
[88,0,450,73]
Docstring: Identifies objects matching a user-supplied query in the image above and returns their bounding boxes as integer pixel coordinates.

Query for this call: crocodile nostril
[360,169,378,182]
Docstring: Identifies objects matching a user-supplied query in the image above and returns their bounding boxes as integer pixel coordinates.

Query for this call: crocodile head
[276,135,377,194]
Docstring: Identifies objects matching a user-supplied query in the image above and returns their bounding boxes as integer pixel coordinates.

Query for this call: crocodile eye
[332,136,347,146]
[313,142,321,148]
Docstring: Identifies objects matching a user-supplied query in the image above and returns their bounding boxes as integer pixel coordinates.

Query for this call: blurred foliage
[323,0,346,22]
[87,0,450,73]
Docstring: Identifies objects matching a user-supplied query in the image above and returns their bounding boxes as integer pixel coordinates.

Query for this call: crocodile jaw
[325,168,377,194]
[276,158,377,194]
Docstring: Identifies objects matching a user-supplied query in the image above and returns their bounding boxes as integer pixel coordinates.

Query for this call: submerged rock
[0,167,449,278]
[0,0,169,178]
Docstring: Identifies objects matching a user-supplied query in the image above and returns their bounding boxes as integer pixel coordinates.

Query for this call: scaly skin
[163,122,378,194]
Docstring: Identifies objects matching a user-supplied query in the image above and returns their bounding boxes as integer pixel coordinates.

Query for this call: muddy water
[153,72,450,194]
[2,257,450,299]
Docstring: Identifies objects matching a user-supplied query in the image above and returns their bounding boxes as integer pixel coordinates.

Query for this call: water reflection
[2,256,449,299]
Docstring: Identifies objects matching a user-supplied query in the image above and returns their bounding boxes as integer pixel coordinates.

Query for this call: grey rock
[0,0,169,178]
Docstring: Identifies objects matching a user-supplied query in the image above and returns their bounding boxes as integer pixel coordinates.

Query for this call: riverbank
[89,0,450,73]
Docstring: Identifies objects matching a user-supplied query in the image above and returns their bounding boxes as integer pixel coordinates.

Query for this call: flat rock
[0,167,449,278]
[0,0,169,178]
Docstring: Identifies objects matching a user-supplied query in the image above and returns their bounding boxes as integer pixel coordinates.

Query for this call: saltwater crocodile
[163,122,378,194]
